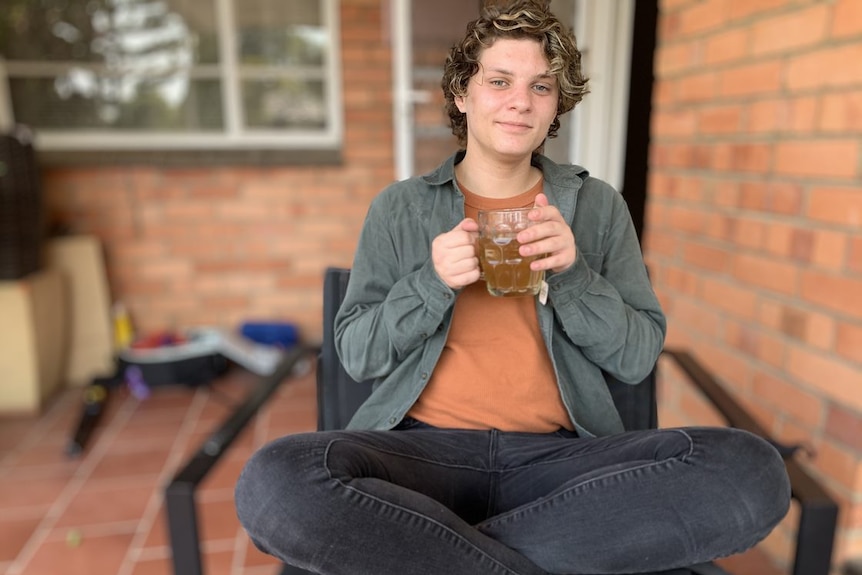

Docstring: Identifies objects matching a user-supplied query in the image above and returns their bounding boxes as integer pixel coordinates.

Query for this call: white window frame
[0,0,343,152]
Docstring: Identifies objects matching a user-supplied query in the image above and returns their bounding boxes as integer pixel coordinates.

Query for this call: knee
[234,434,325,550]
[235,438,288,533]
[704,428,791,535]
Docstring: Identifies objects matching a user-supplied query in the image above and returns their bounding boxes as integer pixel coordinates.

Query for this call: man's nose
[509,84,533,110]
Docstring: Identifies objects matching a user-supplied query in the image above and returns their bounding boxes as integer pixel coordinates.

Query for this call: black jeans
[235,424,790,575]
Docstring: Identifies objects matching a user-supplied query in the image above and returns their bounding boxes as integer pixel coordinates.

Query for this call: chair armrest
[661,348,839,575]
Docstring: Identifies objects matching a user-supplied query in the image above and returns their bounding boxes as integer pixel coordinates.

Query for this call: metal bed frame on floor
[164,345,313,575]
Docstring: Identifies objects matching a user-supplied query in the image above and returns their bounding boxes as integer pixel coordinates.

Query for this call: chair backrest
[317,267,657,432]
[317,267,375,430]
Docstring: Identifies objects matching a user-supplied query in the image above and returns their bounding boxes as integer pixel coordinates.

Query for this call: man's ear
[455,93,467,113]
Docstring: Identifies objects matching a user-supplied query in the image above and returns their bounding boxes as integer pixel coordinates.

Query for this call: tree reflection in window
[0,0,338,147]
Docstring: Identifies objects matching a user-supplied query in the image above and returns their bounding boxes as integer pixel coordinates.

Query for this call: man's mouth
[498,121,532,130]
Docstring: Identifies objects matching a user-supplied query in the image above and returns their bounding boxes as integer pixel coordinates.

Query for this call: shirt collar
[421,150,589,191]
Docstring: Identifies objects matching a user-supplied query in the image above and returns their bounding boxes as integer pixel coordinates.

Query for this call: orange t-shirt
[407,179,573,432]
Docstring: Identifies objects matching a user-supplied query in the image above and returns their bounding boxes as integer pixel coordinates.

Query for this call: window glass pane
[0,0,219,65]
[237,0,325,66]
[172,0,220,64]
[10,76,223,130]
[0,0,340,150]
[242,78,325,129]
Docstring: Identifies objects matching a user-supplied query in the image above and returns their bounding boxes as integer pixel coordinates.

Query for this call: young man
[236,2,790,574]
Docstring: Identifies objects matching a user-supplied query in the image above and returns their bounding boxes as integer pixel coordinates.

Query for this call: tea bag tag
[539,280,549,305]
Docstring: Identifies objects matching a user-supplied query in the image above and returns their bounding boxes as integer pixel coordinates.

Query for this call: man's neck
[454,152,540,199]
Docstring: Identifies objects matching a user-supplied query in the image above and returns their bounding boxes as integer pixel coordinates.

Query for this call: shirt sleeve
[545,180,667,383]
[333,190,456,382]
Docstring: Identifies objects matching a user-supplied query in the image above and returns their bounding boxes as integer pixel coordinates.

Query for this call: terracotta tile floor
[0,363,783,575]
[0,364,315,575]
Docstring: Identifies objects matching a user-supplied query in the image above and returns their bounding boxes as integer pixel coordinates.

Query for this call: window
[0,0,342,155]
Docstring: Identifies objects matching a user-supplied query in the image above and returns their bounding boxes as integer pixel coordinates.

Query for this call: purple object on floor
[125,365,151,400]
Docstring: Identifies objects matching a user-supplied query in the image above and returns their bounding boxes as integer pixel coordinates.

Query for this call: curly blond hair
[441,0,589,149]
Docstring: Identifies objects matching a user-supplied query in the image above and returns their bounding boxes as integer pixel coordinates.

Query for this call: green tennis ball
[66,529,83,548]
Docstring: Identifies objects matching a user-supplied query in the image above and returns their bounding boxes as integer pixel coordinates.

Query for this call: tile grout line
[4,393,140,575]
[0,390,79,474]
[116,386,213,575]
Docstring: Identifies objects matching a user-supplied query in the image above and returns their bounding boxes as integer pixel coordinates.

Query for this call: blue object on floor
[240,322,300,348]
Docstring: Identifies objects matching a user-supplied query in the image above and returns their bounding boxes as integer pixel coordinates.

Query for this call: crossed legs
[235,425,789,575]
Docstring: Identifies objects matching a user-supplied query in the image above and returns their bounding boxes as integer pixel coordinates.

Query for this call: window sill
[36,147,342,167]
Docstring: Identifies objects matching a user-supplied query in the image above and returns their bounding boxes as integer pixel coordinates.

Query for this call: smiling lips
[498,121,532,131]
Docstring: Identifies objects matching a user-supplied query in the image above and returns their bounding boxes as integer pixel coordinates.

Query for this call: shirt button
[421,373,428,380]
[444,293,452,299]
[389,416,397,424]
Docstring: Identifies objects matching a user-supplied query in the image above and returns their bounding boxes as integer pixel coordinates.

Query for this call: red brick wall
[41,0,395,343]
[647,0,862,568]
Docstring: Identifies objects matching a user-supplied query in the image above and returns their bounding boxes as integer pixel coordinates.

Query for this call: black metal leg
[793,493,839,575]
[164,347,312,575]
[165,479,204,575]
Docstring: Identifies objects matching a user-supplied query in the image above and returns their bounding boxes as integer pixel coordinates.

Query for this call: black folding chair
[165,266,834,575]
[279,267,745,575]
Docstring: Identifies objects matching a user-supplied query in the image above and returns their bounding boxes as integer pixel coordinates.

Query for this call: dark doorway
[621,0,659,245]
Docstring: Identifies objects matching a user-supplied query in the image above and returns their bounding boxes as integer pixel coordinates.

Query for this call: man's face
[455,38,559,161]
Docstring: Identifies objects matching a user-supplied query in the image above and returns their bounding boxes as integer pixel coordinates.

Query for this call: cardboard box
[0,268,68,413]
[45,236,114,387]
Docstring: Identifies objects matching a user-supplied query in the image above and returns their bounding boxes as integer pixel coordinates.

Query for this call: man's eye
[489,79,507,87]
[534,84,551,93]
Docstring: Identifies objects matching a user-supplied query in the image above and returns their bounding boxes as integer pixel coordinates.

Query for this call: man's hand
[432,218,481,289]
[517,193,577,274]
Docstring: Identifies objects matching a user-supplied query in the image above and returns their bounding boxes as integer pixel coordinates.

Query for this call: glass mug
[476,207,545,297]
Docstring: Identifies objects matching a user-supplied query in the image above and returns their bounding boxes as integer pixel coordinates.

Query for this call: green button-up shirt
[334,151,666,437]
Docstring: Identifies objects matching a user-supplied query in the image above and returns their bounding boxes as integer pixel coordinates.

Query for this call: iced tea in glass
[476,207,544,297]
